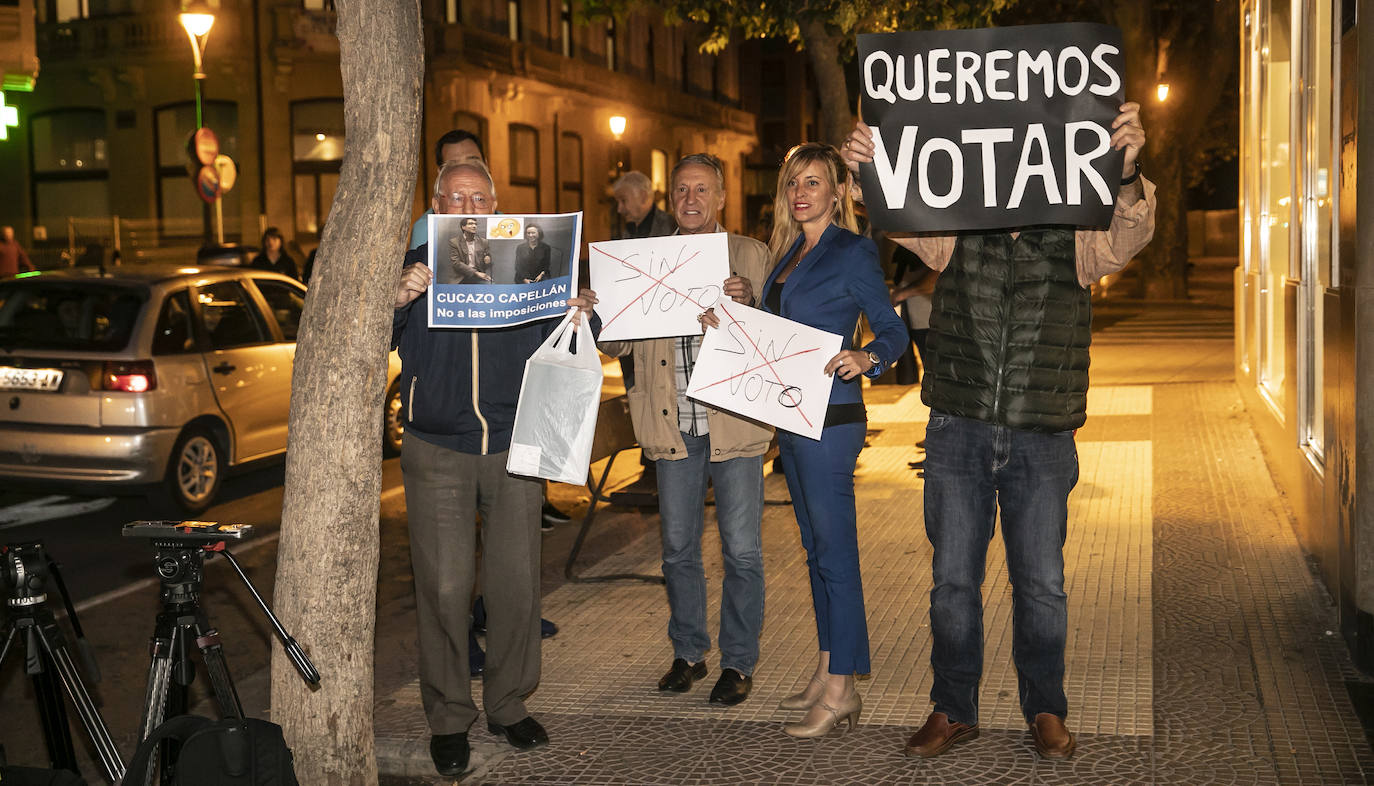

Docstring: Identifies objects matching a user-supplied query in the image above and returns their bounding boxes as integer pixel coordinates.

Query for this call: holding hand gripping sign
[686,298,841,441]
[589,232,731,341]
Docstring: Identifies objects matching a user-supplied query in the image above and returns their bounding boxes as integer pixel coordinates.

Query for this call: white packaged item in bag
[507,310,604,484]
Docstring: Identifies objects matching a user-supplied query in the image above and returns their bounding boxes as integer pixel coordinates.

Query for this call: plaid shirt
[674,334,708,436]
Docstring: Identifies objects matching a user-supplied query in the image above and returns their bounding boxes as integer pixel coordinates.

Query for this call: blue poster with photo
[426,211,583,328]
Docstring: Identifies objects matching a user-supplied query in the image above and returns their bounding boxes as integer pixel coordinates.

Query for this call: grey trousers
[401,435,543,733]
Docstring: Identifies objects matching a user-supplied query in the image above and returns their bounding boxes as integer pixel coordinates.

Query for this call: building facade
[1235,0,1374,669]
[0,0,759,264]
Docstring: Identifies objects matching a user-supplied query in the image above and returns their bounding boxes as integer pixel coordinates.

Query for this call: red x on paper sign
[589,232,730,341]
[685,299,842,440]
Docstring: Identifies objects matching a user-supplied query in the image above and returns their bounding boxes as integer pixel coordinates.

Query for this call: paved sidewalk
[375,295,1374,784]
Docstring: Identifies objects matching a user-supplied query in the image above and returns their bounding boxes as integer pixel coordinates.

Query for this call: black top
[764,278,865,428]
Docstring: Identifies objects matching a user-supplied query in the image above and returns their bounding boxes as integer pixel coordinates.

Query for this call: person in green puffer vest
[843,100,1155,762]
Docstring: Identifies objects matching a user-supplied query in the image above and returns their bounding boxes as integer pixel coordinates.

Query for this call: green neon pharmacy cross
[0,92,17,141]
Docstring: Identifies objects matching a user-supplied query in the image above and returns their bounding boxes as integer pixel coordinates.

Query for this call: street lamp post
[180,2,215,245]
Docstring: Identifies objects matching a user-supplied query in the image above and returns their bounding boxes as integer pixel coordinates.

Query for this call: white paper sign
[686,299,842,440]
[589,232,730,341]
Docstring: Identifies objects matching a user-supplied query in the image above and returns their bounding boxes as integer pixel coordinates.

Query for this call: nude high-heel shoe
[782,690,862,738]
[778,675,827,710]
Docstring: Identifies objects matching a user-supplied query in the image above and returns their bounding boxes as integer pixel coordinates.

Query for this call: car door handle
[212,362,237,375]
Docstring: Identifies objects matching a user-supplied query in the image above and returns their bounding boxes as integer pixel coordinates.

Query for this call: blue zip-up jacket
[391,245,555,455]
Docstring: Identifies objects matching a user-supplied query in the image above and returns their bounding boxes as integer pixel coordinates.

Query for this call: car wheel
[383,379,404,457]
[166,426,224,514]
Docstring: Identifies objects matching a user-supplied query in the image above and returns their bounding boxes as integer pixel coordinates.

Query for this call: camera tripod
[124,521,318,784]
[0,541,125,784]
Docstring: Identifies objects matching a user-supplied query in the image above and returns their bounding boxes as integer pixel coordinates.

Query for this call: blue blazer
[762,224,909,406]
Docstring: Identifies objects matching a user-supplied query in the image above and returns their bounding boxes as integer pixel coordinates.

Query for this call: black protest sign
[857,23,1126,232]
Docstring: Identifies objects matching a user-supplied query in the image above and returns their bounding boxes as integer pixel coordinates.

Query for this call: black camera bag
[0,766,87,785]
[123,715,298,786]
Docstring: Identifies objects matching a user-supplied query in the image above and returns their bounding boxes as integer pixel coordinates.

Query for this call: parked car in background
[0,265,403,512]
[196,243,260,268]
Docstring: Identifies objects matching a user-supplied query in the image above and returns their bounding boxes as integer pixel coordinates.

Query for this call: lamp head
[608,115,627,140]
[1156,83,1170,102]
[180,1,216,37]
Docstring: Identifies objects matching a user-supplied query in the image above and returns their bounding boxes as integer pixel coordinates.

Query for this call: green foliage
[578,0,1017,56]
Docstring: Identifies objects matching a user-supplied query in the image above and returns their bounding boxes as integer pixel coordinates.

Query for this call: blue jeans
[656,433,765,675]
[777,423,871,675]
[923,411,1077,725]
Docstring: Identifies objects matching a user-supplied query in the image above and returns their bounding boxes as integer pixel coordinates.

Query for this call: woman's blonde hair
[766,142,858,261]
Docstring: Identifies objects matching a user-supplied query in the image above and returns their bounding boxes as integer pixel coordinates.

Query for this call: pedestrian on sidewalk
[609,170,679,504]
[392,160,594,778]
[745,142,906,737]
[588,153,772,706]
[0,226,35,278]
[843,101,1156,760]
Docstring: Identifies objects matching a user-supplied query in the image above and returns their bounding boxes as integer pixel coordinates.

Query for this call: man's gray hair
[433,160,497,201]
[612,170,653,196]
[671,153,725,192]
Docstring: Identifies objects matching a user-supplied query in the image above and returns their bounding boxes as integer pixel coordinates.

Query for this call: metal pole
[194,73,212,246]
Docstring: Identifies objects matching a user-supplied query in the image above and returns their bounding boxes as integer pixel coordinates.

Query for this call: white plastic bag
[507,310,604,484]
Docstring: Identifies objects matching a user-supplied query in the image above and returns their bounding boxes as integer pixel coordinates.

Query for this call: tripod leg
[137,635,175,742]
[0,623,16,667]
[191,613,243,719]
[27,626,78,773]
[32,622,126,783]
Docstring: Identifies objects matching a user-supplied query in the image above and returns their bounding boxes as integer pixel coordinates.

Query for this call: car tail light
[103,360,157,392]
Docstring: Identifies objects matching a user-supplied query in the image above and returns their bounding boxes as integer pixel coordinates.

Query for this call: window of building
[52,0,90,22]
[452,110,487,143]
[558,131,582,211]
[606,19,617,71]
[646,26,655,83]
[651,148,668,209]
[1255,0,1292,411]
[681,39,691,93]
[302,0,334,10]
[153,101,239,236]
[508,0,521,41]
[291,99,345,237]
[30,109,109,233]
[445,0,459,24]
[560,1,573,57]
[507,124,540,212]
[1295,0,1337,459]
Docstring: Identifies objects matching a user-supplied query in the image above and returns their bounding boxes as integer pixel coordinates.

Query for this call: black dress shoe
[487,716,549,750]
[657,658,708,692]
[429,732,471,776]
[708,668,752,705]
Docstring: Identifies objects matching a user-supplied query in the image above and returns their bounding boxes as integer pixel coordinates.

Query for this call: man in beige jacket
[593,153,773,705]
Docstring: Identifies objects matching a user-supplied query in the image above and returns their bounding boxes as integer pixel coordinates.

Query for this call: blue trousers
[777,422,870,675]
[656,432,765,675]
[923,411,1077,725]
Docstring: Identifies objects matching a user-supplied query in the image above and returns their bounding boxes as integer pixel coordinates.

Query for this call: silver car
[0,265,403,512]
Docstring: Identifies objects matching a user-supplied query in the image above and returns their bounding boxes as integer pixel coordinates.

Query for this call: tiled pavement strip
[375,300,1374,784]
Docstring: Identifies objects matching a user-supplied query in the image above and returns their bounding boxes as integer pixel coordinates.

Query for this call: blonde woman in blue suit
[761,142,908,737]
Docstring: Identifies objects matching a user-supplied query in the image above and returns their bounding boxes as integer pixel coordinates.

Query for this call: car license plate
[0,366,65,392]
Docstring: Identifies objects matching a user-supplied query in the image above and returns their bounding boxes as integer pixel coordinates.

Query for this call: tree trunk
[800,20,852,147]
[1110,0,1238,300]
[269,0,422,783]
[1136,136,1189,299]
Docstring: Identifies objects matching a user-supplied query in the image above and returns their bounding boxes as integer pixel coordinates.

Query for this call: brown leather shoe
[903,711,979,757]
[1029,713,1076,759]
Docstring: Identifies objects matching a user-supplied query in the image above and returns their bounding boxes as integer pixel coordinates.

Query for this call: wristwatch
[865,350,881,369]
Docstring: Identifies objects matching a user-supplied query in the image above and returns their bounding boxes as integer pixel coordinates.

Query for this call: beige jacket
[599,231,774,462]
